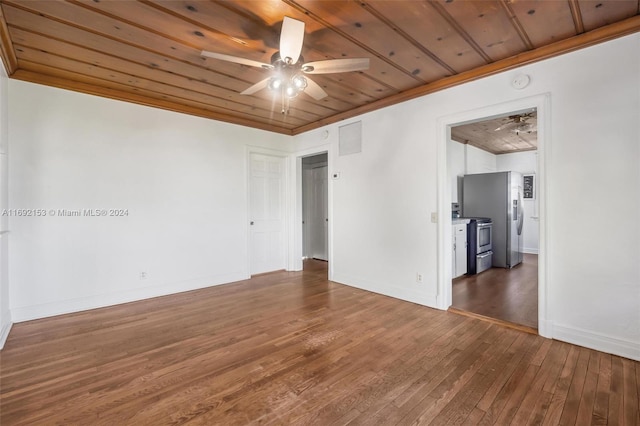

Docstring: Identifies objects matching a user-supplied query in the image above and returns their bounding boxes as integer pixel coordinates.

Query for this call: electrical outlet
[140,271,147,280]
[416,273,423,283]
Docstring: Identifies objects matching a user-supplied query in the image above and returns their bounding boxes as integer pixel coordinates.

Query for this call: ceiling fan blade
[302,58,370,74]
[279,16,305,64]
[303,77,328,100]
[201,50,273,69]
[514,124,537,133]
[241,78,271,95]
[495,122,516,132]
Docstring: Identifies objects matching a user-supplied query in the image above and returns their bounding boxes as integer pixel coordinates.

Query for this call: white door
[249,153,286,275]
[309,165,328,261]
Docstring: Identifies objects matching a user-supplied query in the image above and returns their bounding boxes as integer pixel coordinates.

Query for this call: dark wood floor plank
[452,253,538,329]
[512,341,567,424]
[477,333,543,424]
[592,353,612,425]
[493,364,540,424]
[541,345,580,425]
[0,260,637,425]
[463,406,488,425]
[524,342,572,425]
[609,355,626,426]
[575,351,599,425]
[622,358,639,426]
[475,333,533,411]
[400,327,519,423]
[558,347,591,424]
[426,330,520,424]
[636,363,640,425]
[525,391,554,426]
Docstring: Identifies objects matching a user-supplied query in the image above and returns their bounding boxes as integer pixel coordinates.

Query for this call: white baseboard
[523,248,539,254]
[537,318,553,339]
[0,320,12,350]
[331,272,438,309]
[11,271,249,323]
[552,322,640,361]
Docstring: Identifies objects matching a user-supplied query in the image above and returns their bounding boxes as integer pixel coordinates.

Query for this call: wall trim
[332,272,438,309]
[0,320,12,350]
[552,322,640,361]
[10,271,248,323]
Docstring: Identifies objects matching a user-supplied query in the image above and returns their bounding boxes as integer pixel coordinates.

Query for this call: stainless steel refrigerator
[462,171,524,268]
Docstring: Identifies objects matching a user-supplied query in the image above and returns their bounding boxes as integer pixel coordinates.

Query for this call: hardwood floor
[1,260,638,425]
[452,254,539,329]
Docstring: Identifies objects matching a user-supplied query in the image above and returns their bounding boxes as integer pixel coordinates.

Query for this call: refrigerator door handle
[517,192,524,235]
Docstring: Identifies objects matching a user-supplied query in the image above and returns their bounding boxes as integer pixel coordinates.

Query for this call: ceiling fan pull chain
[281,87,286,114]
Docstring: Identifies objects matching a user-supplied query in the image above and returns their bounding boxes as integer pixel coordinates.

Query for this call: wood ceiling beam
[0,5,18,74]
[292,15,640,135]
[568,0,586,34]
[499,0,535,50]
[427,0,493,64]
[358,1,457,76]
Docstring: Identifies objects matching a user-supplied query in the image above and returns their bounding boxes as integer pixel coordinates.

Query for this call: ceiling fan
[494,113,537,135]
[201,16,370,113]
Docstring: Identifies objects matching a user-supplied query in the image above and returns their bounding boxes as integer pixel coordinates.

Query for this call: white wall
[446,139,465,203]
[294,34,640,360]
[0,62,10,349]
[446,140,499,203]
[8,82,290,321]
[497,151,539,253]
[466,144,497,174]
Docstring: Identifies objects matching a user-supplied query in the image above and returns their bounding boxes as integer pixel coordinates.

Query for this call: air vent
[338,121,362,156]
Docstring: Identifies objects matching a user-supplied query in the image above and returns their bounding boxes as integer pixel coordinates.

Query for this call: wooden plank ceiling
[451,109,537,154]
[0,1,638,135]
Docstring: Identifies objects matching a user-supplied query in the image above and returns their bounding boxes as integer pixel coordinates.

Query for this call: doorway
[302,153,328,266]
[437,94,549,337]
[448,109,539,330]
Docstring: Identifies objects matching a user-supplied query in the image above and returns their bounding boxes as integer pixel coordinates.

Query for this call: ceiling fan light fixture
[285,84,299,98]
[292,75,307,89]
[268,77,283,91]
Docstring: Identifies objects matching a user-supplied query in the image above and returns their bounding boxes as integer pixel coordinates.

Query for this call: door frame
[436,93,551,338]
[302,160,328,261]
[290,145,332,277]
[246,146,291,277]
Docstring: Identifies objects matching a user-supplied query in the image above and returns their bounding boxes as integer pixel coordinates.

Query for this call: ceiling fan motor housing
[268,52,308,98]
